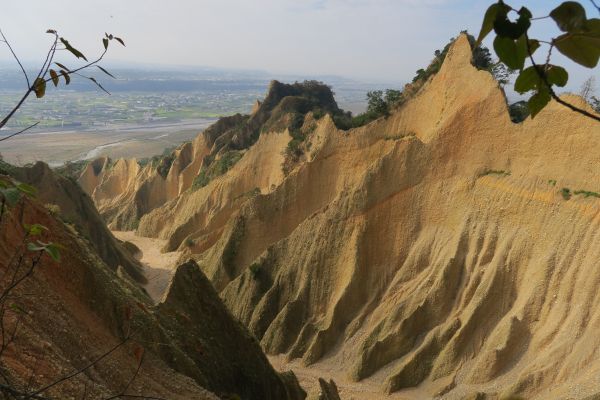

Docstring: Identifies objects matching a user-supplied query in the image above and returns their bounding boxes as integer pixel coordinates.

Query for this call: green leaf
[102,37,109,50]
[89,77,110,95]
[514,66,540,93]
[60,38,88,61]
[97,65,116,79]
[550,1,587,32]
[32,78,46,99]
[1,187,21,206]
[494,36,525,70]
[546,65,569,87]
[49,69,59,87]
[528,88,552,118]
[114,37,125,46]
[27,242,45,252]
[528,39,540,55]
[9,303,27,315]
[55,62,70,72]
[477,3,510,45]
[554,32,600,68]
[24,223,48,236]
[0,180,8,189]
[16,183,36,196]
[60,70,71,85]
[44,243,61,262]
[494,6,532,40]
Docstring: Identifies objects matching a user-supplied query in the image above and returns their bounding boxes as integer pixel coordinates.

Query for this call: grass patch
[548,179,557,186]
[192,150,243,190]
[573,190,600,198]
[480,169,511,177]
[561,188,572,200]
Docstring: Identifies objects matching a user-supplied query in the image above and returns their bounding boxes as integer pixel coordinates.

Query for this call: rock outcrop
[81,34,600,399]
[0,175,304,399]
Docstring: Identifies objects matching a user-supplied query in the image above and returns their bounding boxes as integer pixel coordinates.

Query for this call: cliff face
[0,175,304,399]
[82,34,600,399]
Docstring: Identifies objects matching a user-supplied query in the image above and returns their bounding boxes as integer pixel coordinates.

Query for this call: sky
[0,0,598,91]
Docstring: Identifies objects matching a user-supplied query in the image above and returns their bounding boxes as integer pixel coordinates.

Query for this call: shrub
[548,179,557,186]
[573,190,600,198]
[185,238,195,247]
[561,188,572,200]
[248,263,261,279]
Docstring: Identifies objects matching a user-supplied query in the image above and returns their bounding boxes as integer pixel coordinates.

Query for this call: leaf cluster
[477,1,600,118]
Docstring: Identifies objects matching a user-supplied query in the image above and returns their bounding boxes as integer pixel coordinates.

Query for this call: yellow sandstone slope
[84,34,600,399]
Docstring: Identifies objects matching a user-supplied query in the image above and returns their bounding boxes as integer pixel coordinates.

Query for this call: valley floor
[112,230,181,302]
[112,230,433,399]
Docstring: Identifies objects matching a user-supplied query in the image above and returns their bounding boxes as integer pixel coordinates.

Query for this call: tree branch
[0,29,30,88]
[526,35,600,122]
[0,122,40,143]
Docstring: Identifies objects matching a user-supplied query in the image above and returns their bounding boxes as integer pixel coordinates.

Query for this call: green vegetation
[478,1,600,121]
[481,169,511,177]
[332,32,510,131]
[573,190,600,198]
[185,238,195,247]
[548,179,557,186]
[192,150,243,190]
[509,101,530,123]
[561,188,572,200]
[249,263,261,280]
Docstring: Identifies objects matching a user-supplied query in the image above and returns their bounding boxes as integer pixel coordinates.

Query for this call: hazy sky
[0,1,598,90]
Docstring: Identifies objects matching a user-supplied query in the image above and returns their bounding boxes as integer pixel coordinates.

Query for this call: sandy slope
[83,34,600,399]
[112,230,181,302]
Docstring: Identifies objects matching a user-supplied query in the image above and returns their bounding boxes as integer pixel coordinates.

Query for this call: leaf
[546,65,569,87]
[476,3,510,45]
[102,37,109,50]
[514,66,540,93]
[114,37,125,46]
[24,223,48,236]
[89,77,111,95]
[46,29,56,34]
[43,243,61,261]
[494,36,525,70]
[60,70,71,85]
[550,1,587,32]
[96,65,116,79]
[49,69,59,87]
[32,78,46,99]
[528,88,552,118]
[27,242,45,252]
[554,32,600,68]
[16,183,36,196]
[528,39,540,55]
[494,6,532,40]
[60,38,88,61]
[1,187,21,206]
[9,303,27,315]
[55,62,70,72]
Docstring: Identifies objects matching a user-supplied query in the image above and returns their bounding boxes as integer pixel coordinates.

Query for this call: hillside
[0,173,305,399]
[79,34,600,399]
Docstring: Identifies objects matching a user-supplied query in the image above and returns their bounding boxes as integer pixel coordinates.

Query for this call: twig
[591,0,600,13]
[0,29,30,88]
[26,334,134,398]
[0,122,40,143]
[102,351,144,400]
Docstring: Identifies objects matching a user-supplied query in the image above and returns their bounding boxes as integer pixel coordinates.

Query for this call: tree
[0,29,153,399]
[580,76,597,101]
[366,90,388,116]
[477,1,600,121]
[0,29,124,142]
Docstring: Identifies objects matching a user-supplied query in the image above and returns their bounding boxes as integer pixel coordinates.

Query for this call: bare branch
[0,29,30,88]
[0,122,40,143]
[26,334,134,398]
[102,350,144,400]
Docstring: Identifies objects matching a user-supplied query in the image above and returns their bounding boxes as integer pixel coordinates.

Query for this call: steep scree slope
[83,34,600,399]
